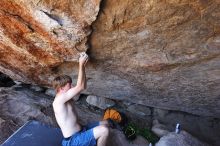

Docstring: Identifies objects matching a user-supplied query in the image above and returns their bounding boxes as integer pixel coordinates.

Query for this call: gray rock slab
[86,95,116,109]
[155,131,210,146]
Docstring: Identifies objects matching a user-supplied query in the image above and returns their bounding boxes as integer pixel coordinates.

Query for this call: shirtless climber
[52,52,109,146]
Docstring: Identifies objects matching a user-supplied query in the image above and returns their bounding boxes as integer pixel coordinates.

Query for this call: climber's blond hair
[52,75,72,92]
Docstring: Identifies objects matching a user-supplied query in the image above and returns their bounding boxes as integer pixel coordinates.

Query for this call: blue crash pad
[1,120,63,146]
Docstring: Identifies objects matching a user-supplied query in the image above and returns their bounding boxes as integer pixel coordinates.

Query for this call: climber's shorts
[62,121,99,146]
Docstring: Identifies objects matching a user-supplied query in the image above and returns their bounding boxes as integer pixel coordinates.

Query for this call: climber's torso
[53,97,81,138]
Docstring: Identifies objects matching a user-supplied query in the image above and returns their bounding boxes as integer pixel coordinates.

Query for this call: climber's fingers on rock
[85,58,88,64]
[80,52,88,58]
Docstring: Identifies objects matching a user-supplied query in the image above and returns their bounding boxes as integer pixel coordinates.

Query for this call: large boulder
[0,86,55,144]
[86,95,116,109]
[0,87,54,125]
[0,0,219,119]
[151,119,170,138]
[155,131,209,146]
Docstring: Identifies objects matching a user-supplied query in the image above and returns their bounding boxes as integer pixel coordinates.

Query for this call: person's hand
[79,52,89,67]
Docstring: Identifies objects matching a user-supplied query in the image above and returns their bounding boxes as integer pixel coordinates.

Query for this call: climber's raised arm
[53,52,88,103]
[65,52,88,102]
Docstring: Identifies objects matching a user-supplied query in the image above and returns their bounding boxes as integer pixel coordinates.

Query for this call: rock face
[90,0,220,118]
[0,0,101,84]
[0,86,55,143]
[152,119,170,138]
[86,95,116,109]
[0,87,55,125]
[0,0,220,119]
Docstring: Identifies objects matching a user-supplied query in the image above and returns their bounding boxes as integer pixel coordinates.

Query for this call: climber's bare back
[53,94,81,138]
